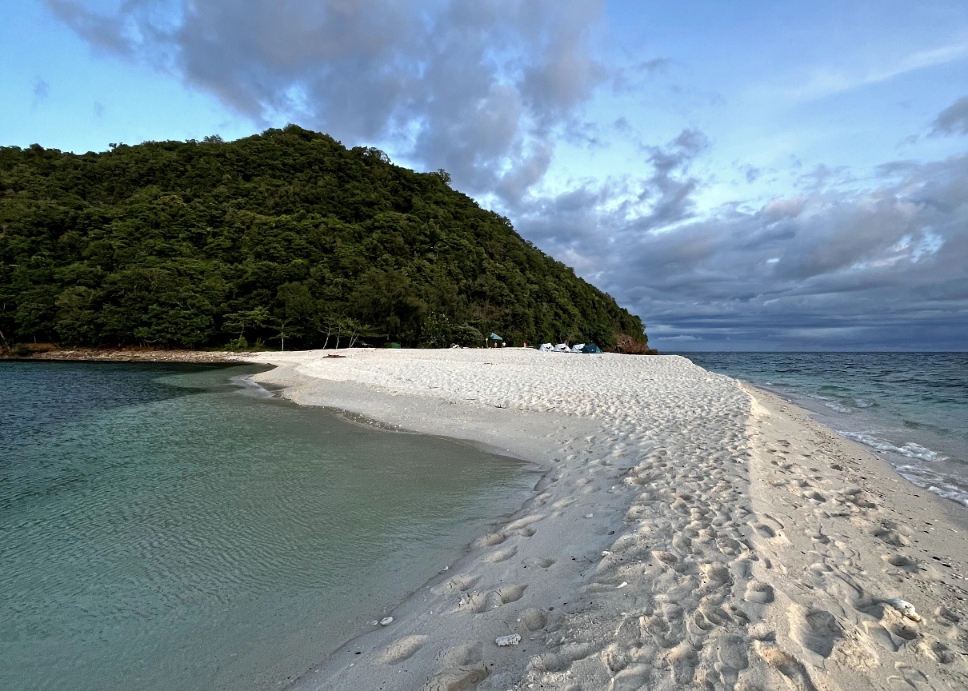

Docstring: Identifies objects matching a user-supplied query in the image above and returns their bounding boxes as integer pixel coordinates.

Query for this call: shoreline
[0,347,243,364]
[238,348,968,690]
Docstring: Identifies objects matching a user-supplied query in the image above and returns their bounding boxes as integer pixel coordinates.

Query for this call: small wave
[823,401,853,414]
[895,465,968,508]
[230,376,276,399]
[839,431,948,463]
[929,485,968,508]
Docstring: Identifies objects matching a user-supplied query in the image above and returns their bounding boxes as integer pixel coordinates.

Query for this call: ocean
[679,352,968,510]
[0,362,534,691]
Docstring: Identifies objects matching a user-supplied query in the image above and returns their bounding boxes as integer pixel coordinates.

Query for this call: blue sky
[3,1,968,350]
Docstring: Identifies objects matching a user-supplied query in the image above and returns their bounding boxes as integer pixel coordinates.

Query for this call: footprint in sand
[791,606,842,658]
[469,584,528,613]
[882,553,919,572]
[700,563,732,588]
[472,533,506,548]
[426,643,488,690]
[505,514,543,530]
[533,476,555,492]
[753,523,778,539]
[483,546,517,563]
[526,557,555,568]
[873,527,910,547]
[844,488,879,509]
[517,607,548,631]
[925,640,956,664]
[379,634,428,665]
[715,633,750,683]
[754,641,818,691]
[745,581,775,604]
[439,574,480,593]
[716,536,745,556]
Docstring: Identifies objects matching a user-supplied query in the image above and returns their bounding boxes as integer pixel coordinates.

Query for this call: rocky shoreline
[0,345,244,364]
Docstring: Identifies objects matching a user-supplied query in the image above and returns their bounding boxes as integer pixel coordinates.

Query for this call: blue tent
[489,333,503,341]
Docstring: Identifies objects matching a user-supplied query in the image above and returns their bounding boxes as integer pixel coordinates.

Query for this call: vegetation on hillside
[0,125,649,351]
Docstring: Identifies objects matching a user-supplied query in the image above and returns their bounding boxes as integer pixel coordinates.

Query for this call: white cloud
[779,42,968,102]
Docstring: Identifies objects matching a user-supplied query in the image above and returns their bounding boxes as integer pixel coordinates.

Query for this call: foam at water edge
[894,464,968,508]
[839,431,948,463]
[231,375,276,398]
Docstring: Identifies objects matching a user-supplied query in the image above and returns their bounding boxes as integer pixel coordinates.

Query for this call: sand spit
[242,349,968,690]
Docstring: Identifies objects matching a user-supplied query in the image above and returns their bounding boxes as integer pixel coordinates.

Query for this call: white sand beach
[242,348,968,690]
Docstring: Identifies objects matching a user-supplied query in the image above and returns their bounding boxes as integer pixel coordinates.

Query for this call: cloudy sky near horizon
[3,1,968,351]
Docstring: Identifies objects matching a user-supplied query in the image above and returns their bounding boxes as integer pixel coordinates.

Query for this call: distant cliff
[0,125,649,351]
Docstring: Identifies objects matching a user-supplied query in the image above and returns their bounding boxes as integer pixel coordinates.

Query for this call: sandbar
[241,348,968,690]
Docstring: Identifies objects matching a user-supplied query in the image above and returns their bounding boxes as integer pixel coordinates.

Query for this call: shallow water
[0,362,534,691]
[680,352,968,509]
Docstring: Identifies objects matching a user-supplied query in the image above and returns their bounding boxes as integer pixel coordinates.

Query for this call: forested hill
[0,125,649,351]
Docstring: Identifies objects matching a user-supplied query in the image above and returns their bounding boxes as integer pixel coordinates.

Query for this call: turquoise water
[680,352,968,509]
[0,362,534,691]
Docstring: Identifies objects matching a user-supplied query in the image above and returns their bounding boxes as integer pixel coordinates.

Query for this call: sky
[3,1,968,351]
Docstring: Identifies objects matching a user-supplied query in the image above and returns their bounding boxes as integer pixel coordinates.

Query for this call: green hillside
[0,125,649,351]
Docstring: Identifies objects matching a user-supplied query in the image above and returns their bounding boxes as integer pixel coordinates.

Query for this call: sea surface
[0,362,534,691]
[679,352,968,510]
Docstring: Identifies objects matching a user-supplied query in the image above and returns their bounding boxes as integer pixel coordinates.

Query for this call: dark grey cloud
[636,129,709,230]
[932,95,968,136]
[46,0,608,202]
[517,149,968,351]
[518,129,710,265]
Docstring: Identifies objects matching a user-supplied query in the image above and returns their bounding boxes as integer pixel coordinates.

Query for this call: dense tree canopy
[0,126,649,351]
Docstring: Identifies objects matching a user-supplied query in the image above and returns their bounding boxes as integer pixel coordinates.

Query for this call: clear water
[679,353,968,510]
[0,362,534,691]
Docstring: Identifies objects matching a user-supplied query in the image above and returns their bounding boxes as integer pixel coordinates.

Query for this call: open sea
[680,352,968,510]
[0,362,534,691]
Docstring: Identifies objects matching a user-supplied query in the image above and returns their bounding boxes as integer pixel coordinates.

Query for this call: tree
[0,127,650,352]
[55,286,100,345]
[222,307,270,341]
[270,316,297,351]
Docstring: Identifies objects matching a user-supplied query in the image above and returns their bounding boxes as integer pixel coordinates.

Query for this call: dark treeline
[0,125,649,351]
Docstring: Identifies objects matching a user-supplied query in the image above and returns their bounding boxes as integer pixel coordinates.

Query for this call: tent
[538,343,554,352]
[489,333,503,341]
[571,343,586,353]
[581,343,603,354]
[553,343,570,352]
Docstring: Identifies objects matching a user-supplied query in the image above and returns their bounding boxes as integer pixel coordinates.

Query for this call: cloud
[33,76,50,101]
[636,129,709,230]
[517,147,968,351]
[43,1,968,351]
[932,95,968,136]
[783,43,968,102]
[635,58,672,75]
[46,0,609,202]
